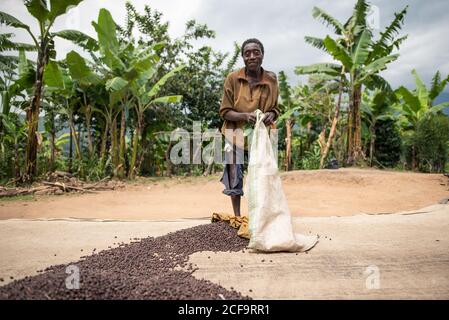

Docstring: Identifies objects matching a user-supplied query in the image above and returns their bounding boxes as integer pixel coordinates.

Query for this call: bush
[413,114,449,173]
[374,118,402,167]
[298,141,321,170]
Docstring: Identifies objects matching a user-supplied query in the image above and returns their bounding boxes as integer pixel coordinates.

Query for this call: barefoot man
[219,38,280,216]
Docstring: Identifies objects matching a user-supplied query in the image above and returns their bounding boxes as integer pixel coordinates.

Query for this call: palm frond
[312,7,344,35]
[0,34,36,52]
[304,36,328,53]
[353,0,370,29]
[0,11,30,30]
[429,71,441,101]
[323,36,353,70]
[53,30,99,52]
[295,63,342,77]
[369,6,407,60]
[364,74,393,94]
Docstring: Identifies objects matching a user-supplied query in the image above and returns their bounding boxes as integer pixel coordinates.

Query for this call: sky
[1,0,449,94]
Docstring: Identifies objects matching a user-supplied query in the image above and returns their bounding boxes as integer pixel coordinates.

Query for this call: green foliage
[298,0,407,164]
[298,142,321,170]
[395,69,449,131]
[413,115,449,173]
[373,118,402,167]
[0,113,27,180]
[1,0,445,186]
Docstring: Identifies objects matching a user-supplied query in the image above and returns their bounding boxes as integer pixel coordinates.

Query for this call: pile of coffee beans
[0,222,250,300]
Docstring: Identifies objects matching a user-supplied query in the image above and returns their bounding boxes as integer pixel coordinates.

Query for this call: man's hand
[263,111,276,126]
[244,112,256,124]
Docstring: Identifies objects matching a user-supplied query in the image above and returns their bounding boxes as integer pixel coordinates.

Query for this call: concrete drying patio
[1,204,448,299]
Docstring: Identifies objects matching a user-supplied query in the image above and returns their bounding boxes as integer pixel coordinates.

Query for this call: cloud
[1,0,448,92]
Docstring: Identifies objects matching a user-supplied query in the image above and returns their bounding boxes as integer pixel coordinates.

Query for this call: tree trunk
[346,105,353,165]
[69,112,83,176]
[128,111,142,179]
[85,104,94,158]
[69,125,73,173]
[320,77,344,169]
[77,122,82,155]
[100,120,109,166]
[318,126,326,155]
[14,142,20,180]
[165,140,173,178]
[412,144,416,171]
[24,42,48,182]
[50,112,56,172]
[369,125,375,167]
[352,85,364,163]
[285,118,292,171]
[118,109,126,179]
[111,117,119,177]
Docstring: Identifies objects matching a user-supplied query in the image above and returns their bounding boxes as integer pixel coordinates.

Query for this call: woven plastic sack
[246,110,318,252]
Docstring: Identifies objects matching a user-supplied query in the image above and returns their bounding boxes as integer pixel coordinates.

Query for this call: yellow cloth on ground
[211,213,250,239]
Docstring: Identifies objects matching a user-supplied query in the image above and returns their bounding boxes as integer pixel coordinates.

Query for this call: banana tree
[361,89,398,166]
[296,0,407,165]
[277,71,295,171]
[278,77,336,168]
[43,58,86,175]
[0,0,84,181]
[319,71,346,169]
[0,114,27,179]
[65,50,101,159]
[395,69,449,169]
[128,65,184,179]
[0,33,35,118]
[63,8,184,179]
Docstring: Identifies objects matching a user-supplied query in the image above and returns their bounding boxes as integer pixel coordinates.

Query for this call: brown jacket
[219,67,280,149]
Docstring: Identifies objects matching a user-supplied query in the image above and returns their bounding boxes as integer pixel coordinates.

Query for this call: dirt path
[0,168,447,220]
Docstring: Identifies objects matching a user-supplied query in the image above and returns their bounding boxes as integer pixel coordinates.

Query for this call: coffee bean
[0,222,250,300]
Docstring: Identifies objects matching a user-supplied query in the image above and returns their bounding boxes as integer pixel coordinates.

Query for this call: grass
[0,194,35,202]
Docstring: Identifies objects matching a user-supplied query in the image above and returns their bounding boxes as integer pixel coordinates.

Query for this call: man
[219,38,280,216]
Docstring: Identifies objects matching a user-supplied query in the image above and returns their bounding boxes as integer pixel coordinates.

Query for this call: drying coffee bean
[0,222,250,300]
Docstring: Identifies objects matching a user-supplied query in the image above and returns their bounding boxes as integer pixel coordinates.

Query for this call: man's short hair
[241,38,264,56]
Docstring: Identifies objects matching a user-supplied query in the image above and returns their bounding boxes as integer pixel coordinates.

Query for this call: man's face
[242,42,263,72]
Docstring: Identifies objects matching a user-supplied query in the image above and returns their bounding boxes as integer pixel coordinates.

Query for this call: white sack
[246,110,318,252]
